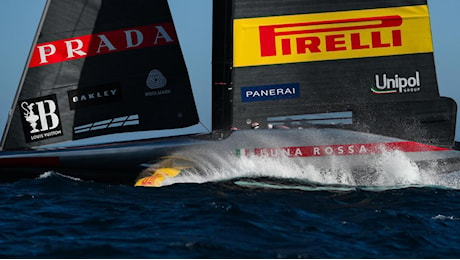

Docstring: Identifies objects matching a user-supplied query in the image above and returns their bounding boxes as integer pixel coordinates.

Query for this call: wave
[37,171,83,182]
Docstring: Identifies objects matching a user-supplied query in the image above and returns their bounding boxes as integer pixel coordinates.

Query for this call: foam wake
[160,148,460,190]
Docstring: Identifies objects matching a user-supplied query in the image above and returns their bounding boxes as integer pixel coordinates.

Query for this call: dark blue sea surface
[1,172,460,258]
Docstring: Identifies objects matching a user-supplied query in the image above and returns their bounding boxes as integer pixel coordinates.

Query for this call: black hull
[1,129,460,185]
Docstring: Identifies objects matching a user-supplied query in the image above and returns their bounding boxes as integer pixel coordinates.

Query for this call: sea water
[1,151,460,258]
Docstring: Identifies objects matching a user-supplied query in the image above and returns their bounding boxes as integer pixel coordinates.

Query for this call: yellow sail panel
[234,5,433,67]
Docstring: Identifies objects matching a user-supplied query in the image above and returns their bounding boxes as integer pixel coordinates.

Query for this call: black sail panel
[2,0,199,150]
[231,0,457,147]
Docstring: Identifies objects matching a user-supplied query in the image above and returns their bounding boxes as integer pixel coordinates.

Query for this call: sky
[0,0,460,141]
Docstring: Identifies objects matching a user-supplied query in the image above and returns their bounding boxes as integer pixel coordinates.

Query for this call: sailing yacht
[1,0,459,186]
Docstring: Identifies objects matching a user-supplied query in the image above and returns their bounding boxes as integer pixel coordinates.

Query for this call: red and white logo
[29,23,177,67]
[237,141,448,158]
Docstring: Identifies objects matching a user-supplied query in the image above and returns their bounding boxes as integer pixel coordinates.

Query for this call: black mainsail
[1,0,200,150]
[231,0,456,147]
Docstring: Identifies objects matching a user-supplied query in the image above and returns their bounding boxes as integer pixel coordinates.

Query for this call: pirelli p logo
[234,5,433,67]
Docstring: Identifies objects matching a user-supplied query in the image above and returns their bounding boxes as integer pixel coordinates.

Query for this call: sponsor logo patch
[236,141,448,158]
[68,83,122,109]
[19,94,63,143]
[241,83,300,102]
[144,69,172,97]
[29,23,177,67]
[234,5,433,67]
[371,71,421,94]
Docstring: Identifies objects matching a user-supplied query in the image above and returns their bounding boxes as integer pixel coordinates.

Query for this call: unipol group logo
[371,71,421,94]
[233,5,433,67]
[19,95,63,143]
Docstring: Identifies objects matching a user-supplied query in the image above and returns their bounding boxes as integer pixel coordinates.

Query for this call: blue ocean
[2,160,460,258]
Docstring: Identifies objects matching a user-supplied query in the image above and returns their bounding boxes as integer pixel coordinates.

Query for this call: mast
[211,0,233,138]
